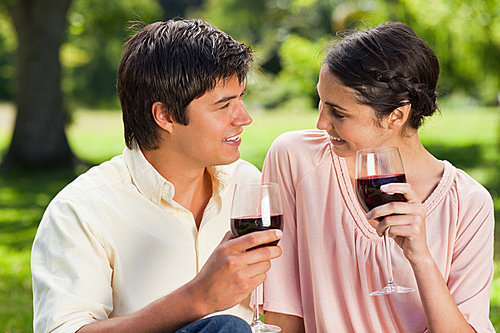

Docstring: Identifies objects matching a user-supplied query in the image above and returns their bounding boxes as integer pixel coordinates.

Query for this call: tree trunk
[1,0,74,171]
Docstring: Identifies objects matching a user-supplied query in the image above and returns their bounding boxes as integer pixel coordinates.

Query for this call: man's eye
[220,103,230,109]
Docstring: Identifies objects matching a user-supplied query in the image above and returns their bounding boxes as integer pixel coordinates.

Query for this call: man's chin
[213,154,241,167]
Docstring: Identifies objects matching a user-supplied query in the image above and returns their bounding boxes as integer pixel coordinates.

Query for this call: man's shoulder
[231,158,261,174]
[53,154,129,203]
[216,159,261,184]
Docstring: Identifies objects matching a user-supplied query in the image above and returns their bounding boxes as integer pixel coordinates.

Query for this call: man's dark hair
[324,22,440,131]
[117,18,254,150]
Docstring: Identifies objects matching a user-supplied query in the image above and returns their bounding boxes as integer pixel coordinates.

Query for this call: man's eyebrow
[213,95,239,105]
[213,87,247,105]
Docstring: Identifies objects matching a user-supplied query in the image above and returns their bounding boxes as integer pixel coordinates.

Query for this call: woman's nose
[316,104,330,130]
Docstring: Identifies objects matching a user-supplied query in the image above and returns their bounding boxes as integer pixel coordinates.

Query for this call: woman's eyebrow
[316,86,349,112]
[316,85,349,112]
[325,101,348,111]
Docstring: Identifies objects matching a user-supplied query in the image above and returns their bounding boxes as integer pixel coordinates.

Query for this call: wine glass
[355,146,416,296]
[230,182,283,333]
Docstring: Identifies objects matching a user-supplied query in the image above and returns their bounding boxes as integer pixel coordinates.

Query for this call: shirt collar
[123,148,234,206]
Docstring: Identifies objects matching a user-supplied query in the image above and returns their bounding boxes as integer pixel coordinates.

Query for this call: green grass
[1,103,500,331]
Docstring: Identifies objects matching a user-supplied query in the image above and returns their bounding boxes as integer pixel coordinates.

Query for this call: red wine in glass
[355,147,415,296]
[356,174,407,214]
[230,183,283,332]
[231,215,283,248]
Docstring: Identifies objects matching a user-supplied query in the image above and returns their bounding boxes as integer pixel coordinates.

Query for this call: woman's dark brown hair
[324,22,440,130]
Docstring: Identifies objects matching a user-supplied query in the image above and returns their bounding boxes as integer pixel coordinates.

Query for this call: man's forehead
[200,76,246,103]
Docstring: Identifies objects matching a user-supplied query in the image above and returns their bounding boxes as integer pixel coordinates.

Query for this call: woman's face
[316,65,397,159]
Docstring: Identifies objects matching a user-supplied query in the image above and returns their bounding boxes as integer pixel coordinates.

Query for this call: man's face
[169,75,252,169]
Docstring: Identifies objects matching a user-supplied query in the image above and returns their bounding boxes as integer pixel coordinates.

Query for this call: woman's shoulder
[265,129,333,180]
[453,165,493,203]
[433,161,493,211]
[270,129,330,153]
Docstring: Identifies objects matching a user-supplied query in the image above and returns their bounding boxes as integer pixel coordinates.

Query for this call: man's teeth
[223,135,239,142]
[332,136,343,142]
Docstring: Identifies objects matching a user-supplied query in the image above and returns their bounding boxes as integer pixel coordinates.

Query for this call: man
[31,18,282,333]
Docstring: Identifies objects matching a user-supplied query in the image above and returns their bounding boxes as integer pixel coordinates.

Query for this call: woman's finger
[380,183,420,203]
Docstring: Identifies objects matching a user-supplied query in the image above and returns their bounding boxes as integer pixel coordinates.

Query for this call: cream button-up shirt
[32,148,261,333]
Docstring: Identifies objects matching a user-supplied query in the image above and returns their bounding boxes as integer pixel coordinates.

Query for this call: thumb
[219,231,234,244]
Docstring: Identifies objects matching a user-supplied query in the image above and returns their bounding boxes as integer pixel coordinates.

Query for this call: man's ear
[388,101,411,129]
[151,102,173,133]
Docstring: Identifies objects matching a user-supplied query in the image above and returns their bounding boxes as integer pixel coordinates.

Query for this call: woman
[262,22,495,332]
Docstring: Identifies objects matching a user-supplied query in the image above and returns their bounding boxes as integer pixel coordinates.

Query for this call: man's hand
[187,230,283,315]
[77,230,282,333]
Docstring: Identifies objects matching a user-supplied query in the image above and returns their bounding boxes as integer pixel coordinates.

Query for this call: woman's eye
[331,108,344,119]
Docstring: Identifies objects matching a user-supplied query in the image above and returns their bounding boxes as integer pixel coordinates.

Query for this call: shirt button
[152,197,158,203]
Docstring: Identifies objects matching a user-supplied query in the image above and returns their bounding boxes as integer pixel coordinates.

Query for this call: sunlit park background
[0,0,500,331]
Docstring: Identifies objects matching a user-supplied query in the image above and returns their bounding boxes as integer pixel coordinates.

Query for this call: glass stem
[252,284,262,325]
[384,228,394,284]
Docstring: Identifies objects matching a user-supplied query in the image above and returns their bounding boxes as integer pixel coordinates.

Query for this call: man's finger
[230,229,283,252]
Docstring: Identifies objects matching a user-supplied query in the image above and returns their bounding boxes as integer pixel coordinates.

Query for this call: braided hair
[324,22,439,130]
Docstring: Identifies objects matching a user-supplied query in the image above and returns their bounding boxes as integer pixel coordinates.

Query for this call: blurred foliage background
[0,0,499,111]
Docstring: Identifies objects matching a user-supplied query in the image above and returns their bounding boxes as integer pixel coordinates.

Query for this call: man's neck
[141,147,213,229]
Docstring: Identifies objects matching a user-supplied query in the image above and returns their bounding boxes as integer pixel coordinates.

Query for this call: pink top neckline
[327,133,456,239]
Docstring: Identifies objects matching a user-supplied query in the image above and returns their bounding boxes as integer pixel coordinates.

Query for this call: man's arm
[77,230,282,333]
[264,311,305,333]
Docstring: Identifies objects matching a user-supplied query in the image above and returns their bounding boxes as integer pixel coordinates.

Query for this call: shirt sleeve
[261,134,304,318]
[32,199,113,333]
[447,172,495,332]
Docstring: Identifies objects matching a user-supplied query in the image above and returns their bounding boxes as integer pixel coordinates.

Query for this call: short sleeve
[262,133,304,317]
[447,172,495,332]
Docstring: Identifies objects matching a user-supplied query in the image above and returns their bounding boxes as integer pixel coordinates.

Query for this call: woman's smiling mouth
[329,135,345,146]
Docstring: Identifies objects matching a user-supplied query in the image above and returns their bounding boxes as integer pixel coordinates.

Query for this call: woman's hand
[366,183,430,265]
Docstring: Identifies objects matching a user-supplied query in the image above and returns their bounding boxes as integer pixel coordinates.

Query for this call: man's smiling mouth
[223,135,240,142]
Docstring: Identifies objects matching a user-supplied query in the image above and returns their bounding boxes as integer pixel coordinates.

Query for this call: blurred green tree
[0,0,74,171]
[62,0,163,109]
[194,0,374,109]
[196,0,500,107]
[0,0,163,171]
[0,9,16,101]
[385,0,500,104]
[159,0,203,19]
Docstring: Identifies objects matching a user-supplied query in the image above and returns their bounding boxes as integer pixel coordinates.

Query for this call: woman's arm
[369,183,478,333]
[411,257,476,333]
[264,311,305,333]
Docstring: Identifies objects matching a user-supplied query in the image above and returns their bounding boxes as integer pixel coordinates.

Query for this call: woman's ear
[388,101,411,129]
[151,102,173,133]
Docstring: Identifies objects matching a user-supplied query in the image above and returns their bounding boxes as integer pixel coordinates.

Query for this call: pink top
[262,129,494,333]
